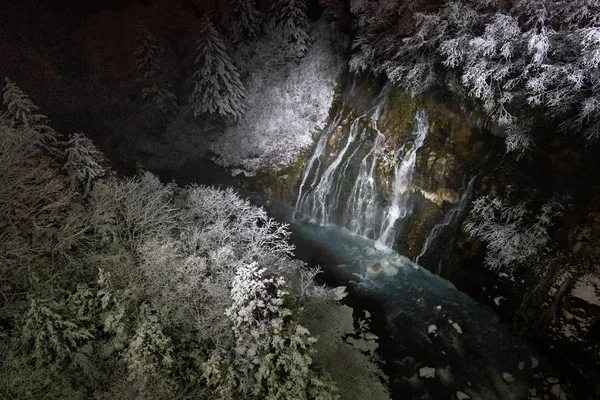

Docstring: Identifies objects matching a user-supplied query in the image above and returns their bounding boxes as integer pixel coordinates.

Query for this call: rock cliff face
[249,79,600,399]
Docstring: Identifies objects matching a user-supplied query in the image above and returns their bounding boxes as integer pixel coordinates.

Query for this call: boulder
[427,324,438,335]
[530,357,539,369]
[551,384,567,400]
[502,372,514,383]
[452,322,463,334]
[570,273,600,313]
[456,391,471,400]
[419,367,436,379]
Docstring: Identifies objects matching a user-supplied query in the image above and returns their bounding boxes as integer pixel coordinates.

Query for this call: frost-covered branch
[465,193,568,276]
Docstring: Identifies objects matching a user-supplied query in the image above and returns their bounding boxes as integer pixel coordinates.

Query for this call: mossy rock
[248,155,308,202]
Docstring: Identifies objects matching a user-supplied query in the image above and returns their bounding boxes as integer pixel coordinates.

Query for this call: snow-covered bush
[189,16,247,120]
[465,193,568,276]
[88,172,176,254]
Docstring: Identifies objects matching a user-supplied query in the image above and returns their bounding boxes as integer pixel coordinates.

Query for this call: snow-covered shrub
[465,193,568,276]
[203,262,338,399]
[189,16,247,120]
[88,172,176,254]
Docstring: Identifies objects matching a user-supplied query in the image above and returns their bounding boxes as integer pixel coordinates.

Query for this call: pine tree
[189,16,247,120]
[230,0,263,41]
[203,262,337,399]
[2,77,55,139]
[271,0,312,58]
[134,25,178,117]
[63,133,108,195]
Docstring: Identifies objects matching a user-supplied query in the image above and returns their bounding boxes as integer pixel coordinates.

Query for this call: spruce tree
[134,25,178,117]
[2,78,55,139]
[271,0,312,58]
[230,0,263,41]
[63,133,108,195]
[189,16,247,120]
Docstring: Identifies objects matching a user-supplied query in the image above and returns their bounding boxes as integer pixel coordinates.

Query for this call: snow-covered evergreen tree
[230,0,263,41]
[2,77,55,138]
[134,25,178,117]
[271,0,313,58]
[189,16,247,120]
[203,262,337,399]
[124,304,175,396]
[350,0,600,152]
[63,133,107,195]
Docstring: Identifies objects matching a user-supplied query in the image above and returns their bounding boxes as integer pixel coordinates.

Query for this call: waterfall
[377,111,429,247]
[345,129,385,237]
[415,174,477,273]
[307,116,364,223]
[294,83,391,227]
[294,111,343,219]
[294,83,428,249]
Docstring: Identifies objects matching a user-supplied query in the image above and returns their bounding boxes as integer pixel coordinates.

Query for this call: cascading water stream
[295,84,429,250]
[294,83,391,227]
[308,116,364,223]
[377,111,429,247]
[344,129,385,237]
[414,174,477,273]
[293,111,343,219]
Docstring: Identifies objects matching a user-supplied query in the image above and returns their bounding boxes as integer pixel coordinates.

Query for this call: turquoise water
[290,218,560,400]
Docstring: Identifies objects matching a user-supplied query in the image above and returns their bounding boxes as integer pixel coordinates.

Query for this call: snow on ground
[210,20,344,171]
[571,272,600,307]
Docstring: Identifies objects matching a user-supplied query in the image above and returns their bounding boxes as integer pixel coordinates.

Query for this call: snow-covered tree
[189,16,247,120]
[350,0,600,152]
[2,78,55,139]
[64,133,107,195]
[230,0,263,41]
[271,0,313,58]
[203,262,338,399]
[134,25,178,117]
[465,193,568,276]
[124,304,175,396]
[20,296,95,365]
